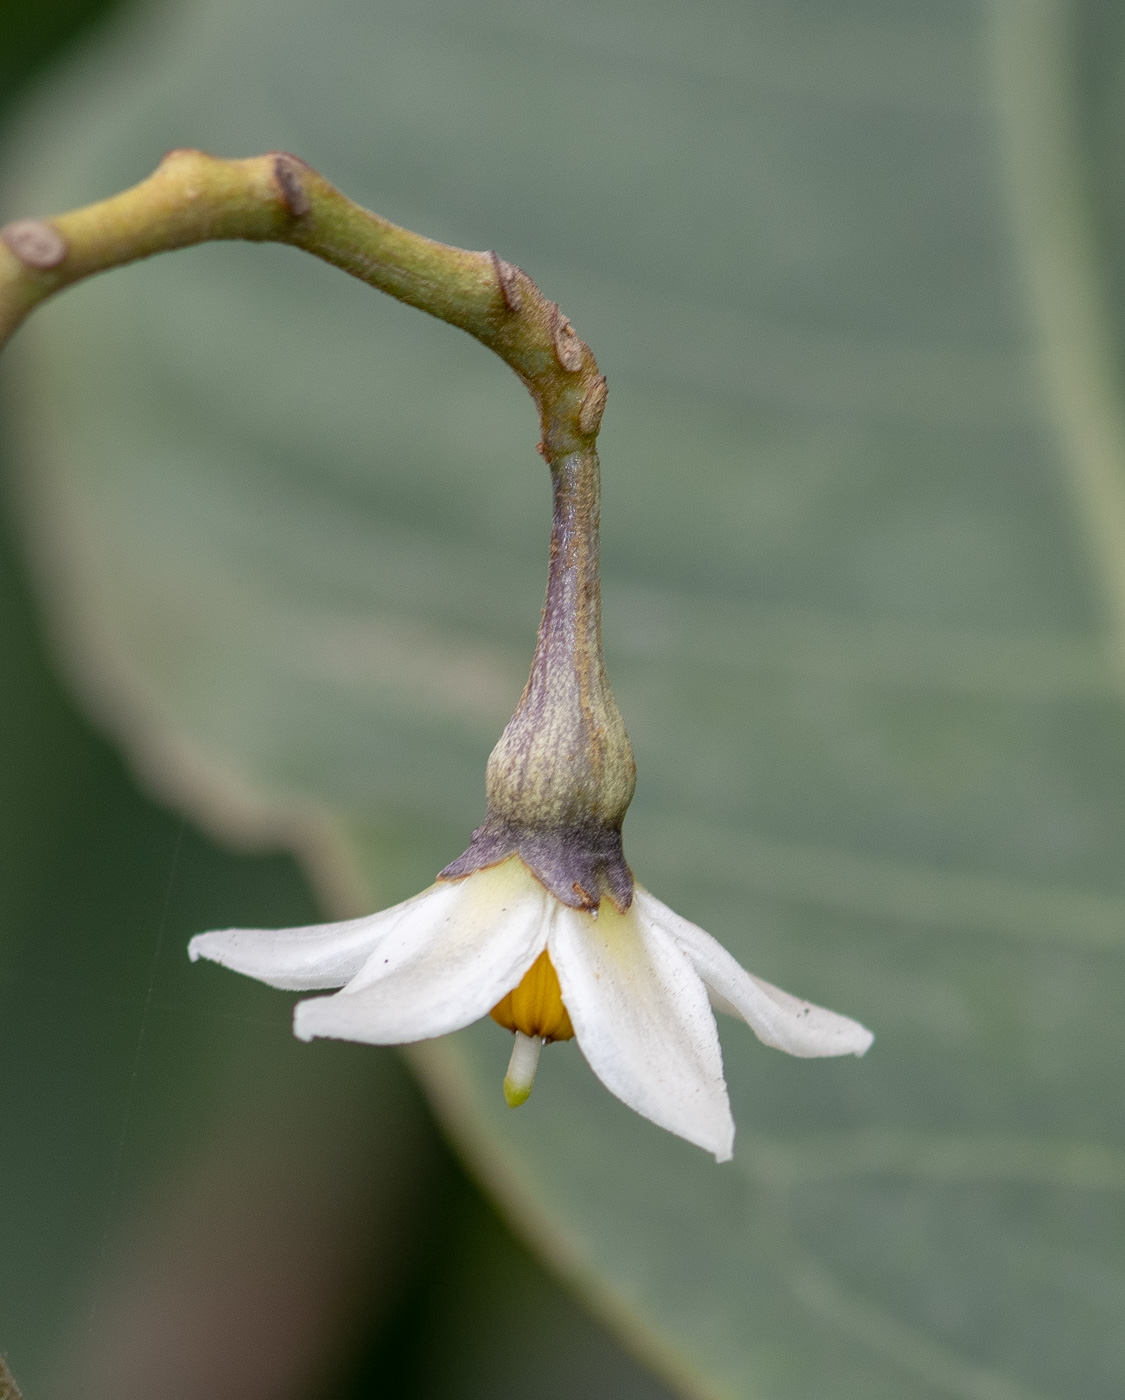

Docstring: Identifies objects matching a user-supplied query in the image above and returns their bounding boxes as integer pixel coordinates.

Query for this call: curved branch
[0,149,607,456]
[0,149,635,910]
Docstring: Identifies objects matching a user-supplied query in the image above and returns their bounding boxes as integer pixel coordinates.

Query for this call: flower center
[490,949,574,1042]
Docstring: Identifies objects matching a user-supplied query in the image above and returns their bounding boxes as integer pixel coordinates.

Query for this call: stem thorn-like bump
[1,219,67,270]
[489,250,523,312]
[551,305,584,372]
[273,153,311,218]
[579,375,608,436]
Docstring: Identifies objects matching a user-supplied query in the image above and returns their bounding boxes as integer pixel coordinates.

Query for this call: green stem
[0,149,607,455]
[0,148,635,907]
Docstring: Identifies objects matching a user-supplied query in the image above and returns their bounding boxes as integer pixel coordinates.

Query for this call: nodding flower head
[190,447,872,1160]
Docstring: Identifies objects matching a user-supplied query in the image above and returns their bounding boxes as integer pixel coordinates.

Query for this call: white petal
[636,888,874,1059]
[294,860,550,1046]
[548,902,734,1161]
[187,882,446,990]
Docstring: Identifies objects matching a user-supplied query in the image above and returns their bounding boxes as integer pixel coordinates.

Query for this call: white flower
[189,855,872,1161]
[188,426,875,1160]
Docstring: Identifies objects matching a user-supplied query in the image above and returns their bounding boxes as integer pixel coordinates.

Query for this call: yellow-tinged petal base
[490,948,574,1042]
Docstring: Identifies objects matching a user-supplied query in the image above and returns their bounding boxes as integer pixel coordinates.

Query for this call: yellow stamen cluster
[490,949,574,1041]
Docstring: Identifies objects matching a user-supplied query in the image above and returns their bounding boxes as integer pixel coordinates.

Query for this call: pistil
[503,1032,543,1108]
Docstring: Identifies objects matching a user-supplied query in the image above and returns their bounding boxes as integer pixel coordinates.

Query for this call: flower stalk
[1,148,875,1153]
[441,444,636,911]
[0,151,631,905]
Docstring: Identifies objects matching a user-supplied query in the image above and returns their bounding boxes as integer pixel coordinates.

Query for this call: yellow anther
[490,949,574,1042]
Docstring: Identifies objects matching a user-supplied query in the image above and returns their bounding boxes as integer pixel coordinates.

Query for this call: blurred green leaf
[0,0,126,104]
[0,315,674,1400]
[5,0,1125,1396]
[0,4,701,1398]
[0,504,445,1399]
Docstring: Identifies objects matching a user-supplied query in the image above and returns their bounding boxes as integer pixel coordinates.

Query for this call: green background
[5,1,1125,1397]
[0,1,675,1397]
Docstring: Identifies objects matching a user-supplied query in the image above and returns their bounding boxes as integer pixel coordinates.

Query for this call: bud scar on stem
[0,148,635,916]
